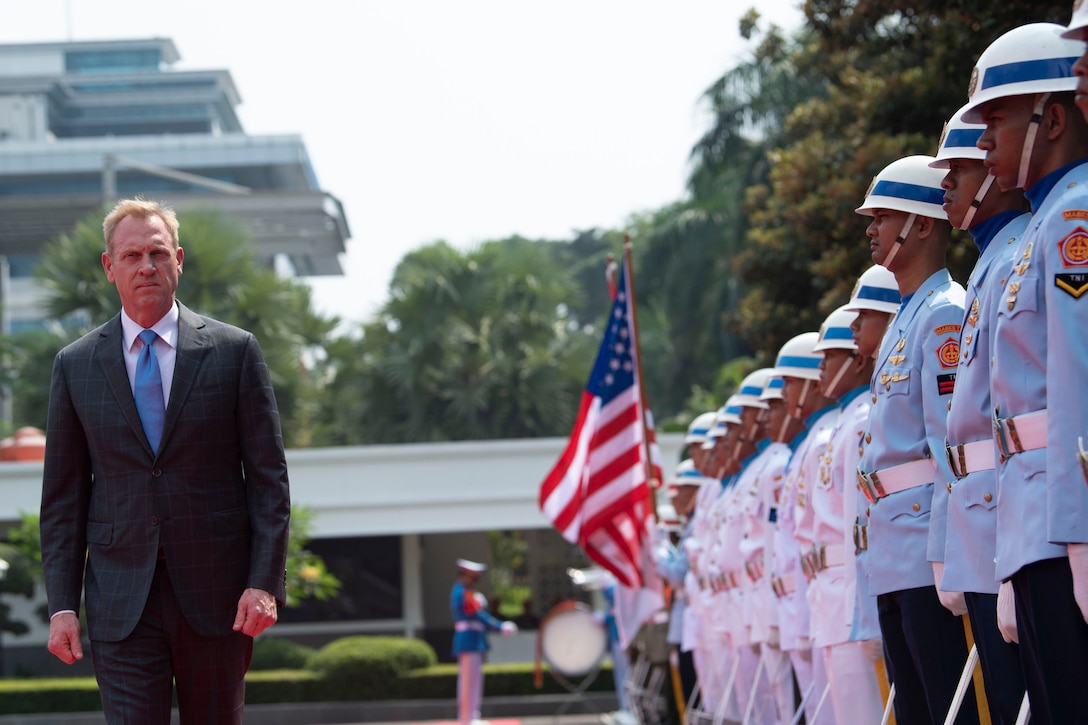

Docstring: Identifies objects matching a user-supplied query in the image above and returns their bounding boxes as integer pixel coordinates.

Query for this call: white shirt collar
[121,302,180,352]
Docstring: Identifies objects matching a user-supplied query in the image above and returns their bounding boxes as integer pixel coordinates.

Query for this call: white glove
[932,561,968,616]
[500,621,518,636]
[997,580,1018,644]
[1068,543,1088,624]
[859,637,883,661]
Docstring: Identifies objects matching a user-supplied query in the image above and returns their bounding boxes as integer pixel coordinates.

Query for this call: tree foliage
[310,238,599,445]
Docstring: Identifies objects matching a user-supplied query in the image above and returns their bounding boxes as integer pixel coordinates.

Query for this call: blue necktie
[134,329,165,454]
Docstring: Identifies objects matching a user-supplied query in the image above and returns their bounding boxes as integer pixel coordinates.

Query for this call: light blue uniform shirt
[860,269,965,596]
[992,160,1088,581]
[943,210,1029,594]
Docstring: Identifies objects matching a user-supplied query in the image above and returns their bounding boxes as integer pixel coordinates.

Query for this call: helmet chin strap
[1017,92,1050,190]
[792,379,812,418]
[776,411,792,443]
[959,174,995,230]
[880,213,917,269]
[822,353,855,397]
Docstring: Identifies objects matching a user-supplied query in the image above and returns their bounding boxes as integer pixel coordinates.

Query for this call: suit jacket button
[984,492,992,503]
[150,516,158,525]
[152,469,162,477]
[912,503,920,512]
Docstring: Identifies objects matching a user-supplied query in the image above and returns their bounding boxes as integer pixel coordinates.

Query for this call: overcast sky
[1,0,803,324]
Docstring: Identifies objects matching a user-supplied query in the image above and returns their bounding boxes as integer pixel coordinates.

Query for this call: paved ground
[0,694,619,725]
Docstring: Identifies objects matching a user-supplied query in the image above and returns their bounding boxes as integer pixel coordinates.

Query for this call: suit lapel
[95,316,150,453]
[162,303,209,452]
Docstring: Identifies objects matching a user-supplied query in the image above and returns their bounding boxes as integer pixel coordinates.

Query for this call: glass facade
[65,49,161,74]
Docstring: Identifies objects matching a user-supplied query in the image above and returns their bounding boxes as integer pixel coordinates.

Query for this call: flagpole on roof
[621,235,659,523]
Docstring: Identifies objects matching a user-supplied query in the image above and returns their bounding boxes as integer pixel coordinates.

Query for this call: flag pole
[622,235,660,522]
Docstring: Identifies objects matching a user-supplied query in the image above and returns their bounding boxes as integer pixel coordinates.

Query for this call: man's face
[819,347,856,398]
[1072,35,1088,124]
[765,399,790,442]
[102,214,183,325]
[940,157,991,229]
[864,208,912,269]
[851,309,892,360]
[782,376,808,416]
[976,94,1036,191]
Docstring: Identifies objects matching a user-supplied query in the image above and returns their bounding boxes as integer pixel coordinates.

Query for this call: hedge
[0,637,616,715]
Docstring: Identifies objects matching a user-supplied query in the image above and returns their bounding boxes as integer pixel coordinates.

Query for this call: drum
[539,601,609,676]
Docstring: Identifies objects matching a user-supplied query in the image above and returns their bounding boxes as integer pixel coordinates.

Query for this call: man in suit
[39,198,291,724]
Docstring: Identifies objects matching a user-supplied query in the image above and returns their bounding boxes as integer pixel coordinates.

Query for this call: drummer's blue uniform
[451,580,503,724]
[991,160,1088,721]
[859,268,976,724]
[943,209,1029,725]
[451,581,503,656]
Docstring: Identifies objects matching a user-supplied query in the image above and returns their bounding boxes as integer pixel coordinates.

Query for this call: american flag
[539,256,653,587]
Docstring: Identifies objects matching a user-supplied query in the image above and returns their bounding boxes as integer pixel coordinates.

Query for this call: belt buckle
[852,521,868,553]
[853,520,862,554]
[858,470,877,504]
[1079,436,1088,486]
[993,408,1011,462]
[799,552,814,582]
[815,544,827,572]
[945,441,967,479]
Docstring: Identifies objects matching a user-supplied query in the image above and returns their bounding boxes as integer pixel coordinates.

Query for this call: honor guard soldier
[854,155,976,724]
[803,305,884,723]
[450,559,517,724]
[655,459,713,710]
[746,373,807,722]
[719,369,779,723]
[769,332,837,725]
[685,411,718,477]
[931,105,1030,723]
[842,266,899,696]
[961,22,1088,722]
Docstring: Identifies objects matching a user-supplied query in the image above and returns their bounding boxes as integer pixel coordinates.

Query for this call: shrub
[307,636,438,697]
[250,636,316,671]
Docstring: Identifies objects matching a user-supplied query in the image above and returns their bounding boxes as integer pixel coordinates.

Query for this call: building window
[279,535,402,623]
[65,49,161,74]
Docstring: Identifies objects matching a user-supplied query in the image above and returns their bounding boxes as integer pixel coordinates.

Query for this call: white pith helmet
[930,105,994,230]
[735,368,774,410]
[771,332,823,382]
[759,375,785,402]
[684,411,717,444]
[856,155,949,220]
[1064,0,1088,40]
[844,265,901,314]
[961,23,1080,124]
[813,305,859,353]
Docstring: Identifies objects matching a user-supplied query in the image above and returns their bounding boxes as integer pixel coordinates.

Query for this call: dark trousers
[877,585,978,725]
[963,591,1026,725]
[91,559,253,725]
[1010,556,1088,725]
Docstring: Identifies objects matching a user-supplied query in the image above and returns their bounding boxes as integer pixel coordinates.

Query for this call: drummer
[450,559,518,724]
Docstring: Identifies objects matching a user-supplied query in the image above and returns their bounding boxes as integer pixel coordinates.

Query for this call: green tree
[11,208,337,447]
[311,238,596,445]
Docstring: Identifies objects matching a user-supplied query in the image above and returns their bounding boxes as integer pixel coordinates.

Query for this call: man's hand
[233,588,278,637]
[932,561,968,616]
[997,580,1018,644]
[48,612,84,664]
[1068,544,1088,624]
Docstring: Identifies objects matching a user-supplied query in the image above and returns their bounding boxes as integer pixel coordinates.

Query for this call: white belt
[455,620,486,632]
[800,543,845,580]
[771,572,796,598]
[745,556,765,583]
[993,409,1047,460]
[858,457,936,503]
[946,438,996,479]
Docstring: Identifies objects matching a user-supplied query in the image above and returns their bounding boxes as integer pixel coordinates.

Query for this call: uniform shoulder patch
[936,338,959,369]
[1061,210,1088,222]
[1058,226,1088,267]
[1056,273,1088,299]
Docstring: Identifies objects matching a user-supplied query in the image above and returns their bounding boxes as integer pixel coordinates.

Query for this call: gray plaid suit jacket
[40,302,290,641]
